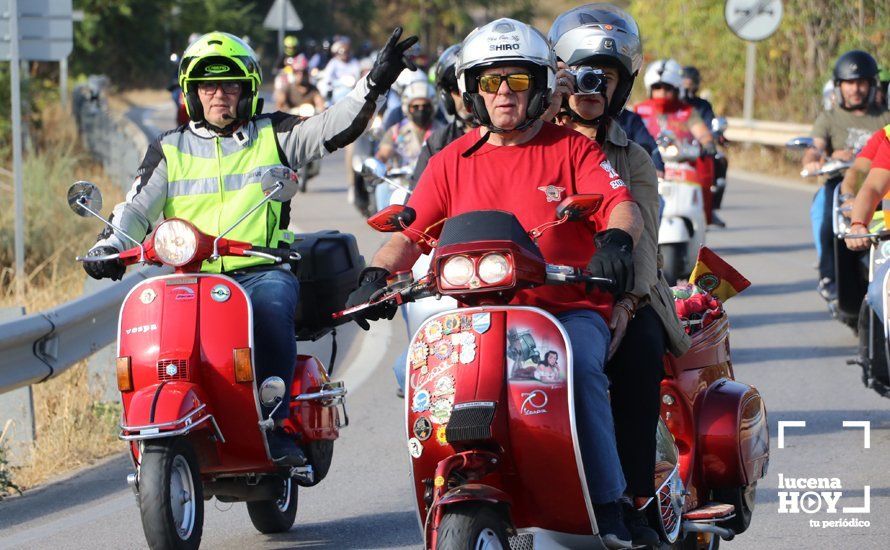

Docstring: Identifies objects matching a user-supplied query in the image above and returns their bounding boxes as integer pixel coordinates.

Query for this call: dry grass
[725,142,814,184]
[10,362,124,491]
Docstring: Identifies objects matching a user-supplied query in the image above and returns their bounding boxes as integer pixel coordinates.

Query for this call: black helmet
[681,66,700,86]
[434,44,462,116]
[833,50,878,109]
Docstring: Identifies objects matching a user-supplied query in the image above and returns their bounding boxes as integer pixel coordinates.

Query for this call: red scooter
[340,199,768,549]
[68,167,358,549]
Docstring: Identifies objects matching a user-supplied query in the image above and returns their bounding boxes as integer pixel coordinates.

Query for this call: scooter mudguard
[698,379,769,488]
[288,354,340,441]
[119,275,270,474]
[406,306,598,539]
[124,381,206,427]
[658,216,693,245]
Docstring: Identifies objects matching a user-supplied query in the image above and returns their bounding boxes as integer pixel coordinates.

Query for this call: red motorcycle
[67,167,360,549]
[340,199,768,549]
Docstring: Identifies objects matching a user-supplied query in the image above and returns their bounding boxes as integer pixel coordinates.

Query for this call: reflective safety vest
[161,118,292,272]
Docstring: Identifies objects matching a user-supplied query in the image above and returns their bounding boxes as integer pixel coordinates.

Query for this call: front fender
[124,381,206,428]
[437,483,512,509]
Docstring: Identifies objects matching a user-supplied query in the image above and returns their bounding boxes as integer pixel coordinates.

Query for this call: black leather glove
[586,229,634,297]
[345,267,398,330]
[82,245,125,281]
[367,27,419,96]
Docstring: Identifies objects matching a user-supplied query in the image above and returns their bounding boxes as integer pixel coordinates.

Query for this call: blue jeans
[868,260,890,321]
[558,309,627,504]
[231,268,300,421]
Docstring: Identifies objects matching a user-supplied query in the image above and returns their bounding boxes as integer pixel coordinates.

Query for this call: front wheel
[858,297,890,392]
[661,242,689,285]
[246,476,299,533]
[437,503,510,550]
[138,438,204,550]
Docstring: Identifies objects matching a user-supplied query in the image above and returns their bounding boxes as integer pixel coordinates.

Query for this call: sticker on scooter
[210,284,231,302]
[408,437,423,459]
[409,341,429,370]
[520,390,549,416]
[424,320,443,343]
[171,286,196,301]
[436,426,448,446]
[430,397,454,424]
[442,314,461,335]
[432,339,454,361]
[472,313,491,334]
[413,417,432,441]
[412,389,431,413]
[139,288,156,304]
[433,375,455,396]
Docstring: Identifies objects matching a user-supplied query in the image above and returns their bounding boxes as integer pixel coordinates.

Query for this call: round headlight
[441,255,474,286]
[478,253,510,284]
[153,220,198,266]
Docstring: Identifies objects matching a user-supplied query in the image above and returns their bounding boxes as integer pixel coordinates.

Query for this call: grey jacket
[97,76,384,251]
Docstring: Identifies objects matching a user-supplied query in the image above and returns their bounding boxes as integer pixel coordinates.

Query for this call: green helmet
[178,32,263,122]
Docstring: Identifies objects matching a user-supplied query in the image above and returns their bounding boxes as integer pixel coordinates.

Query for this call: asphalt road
[1,104,888,549]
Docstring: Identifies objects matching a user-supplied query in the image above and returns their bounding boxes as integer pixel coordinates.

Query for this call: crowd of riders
[83,2,890,548]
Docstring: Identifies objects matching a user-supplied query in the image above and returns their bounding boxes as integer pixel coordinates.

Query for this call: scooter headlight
[477,253,510,285]
[153,219,198,266]
[442,255,474,287]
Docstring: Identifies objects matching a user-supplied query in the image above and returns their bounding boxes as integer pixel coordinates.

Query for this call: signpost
[0,0,73,302]
[263,0,303,57]
[724,0,784,121]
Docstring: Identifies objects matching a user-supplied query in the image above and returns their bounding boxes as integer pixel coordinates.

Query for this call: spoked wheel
[660,242,688,285]
[437,503,509,550]
[714,483,756,535]
[246,476,299,534]
[139,438,203,550]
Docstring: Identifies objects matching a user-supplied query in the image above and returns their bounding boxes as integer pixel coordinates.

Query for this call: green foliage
[629,0,890,121]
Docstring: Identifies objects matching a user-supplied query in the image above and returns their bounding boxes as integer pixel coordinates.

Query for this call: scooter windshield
[437,210,543,260]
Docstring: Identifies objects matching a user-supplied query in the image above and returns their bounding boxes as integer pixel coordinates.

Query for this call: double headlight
[153,219,198,266]
[440,253,512,289]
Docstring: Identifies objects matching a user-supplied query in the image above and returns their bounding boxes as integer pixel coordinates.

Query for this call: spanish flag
[688,246,750,302]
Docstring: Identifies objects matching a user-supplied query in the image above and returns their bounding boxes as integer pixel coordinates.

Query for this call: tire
[858,297,890,389]
[437,503,510,550]
[661,242,688,285]
[301,439,334,487]
[714,483,756,535]
[674,531,720,550]
[139,438,203,550]
[246,477,299,534]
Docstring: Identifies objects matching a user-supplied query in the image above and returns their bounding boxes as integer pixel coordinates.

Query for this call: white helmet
[456,18,556,131]
[393,68,426,96]
[401,80,436,115]
[644,59,683,94]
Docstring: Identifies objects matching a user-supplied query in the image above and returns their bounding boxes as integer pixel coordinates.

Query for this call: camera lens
[576,68,604,95]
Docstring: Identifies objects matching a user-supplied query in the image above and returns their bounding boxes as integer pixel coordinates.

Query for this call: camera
[569,67,606,95]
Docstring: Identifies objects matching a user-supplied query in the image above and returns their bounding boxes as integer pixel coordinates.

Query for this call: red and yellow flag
[688,246,750,302]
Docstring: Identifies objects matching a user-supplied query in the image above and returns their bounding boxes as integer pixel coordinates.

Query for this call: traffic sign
[724,0,783,42]
[263,0,303,31]
[0,0,73,61]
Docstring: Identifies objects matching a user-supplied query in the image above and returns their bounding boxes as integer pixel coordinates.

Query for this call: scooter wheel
[138,438,204,550]
[714,482,756,535]
[437,503,510,549]
[660,242,688,285]
[246,476,299,534]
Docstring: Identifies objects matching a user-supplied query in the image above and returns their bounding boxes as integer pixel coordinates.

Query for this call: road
[1,103,888,549]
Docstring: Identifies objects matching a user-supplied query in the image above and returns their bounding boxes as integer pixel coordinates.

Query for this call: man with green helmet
[83,29,418,465]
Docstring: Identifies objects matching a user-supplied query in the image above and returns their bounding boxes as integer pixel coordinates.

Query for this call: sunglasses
[197,81,242,95]
[477,73,532,94]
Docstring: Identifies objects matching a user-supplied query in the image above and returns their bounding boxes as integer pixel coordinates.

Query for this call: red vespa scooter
[340,199,768,549]
[67,167,356,549]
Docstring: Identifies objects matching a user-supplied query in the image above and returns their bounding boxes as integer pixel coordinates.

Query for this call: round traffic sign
[724,0,783,42]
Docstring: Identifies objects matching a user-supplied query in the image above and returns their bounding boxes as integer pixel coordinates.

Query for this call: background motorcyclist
[635,59,720,226]
[82,29,418,465]
[273,54,326,113]
[274,34,300,74]
[347,17,643,549]
[548,5,690,546]
[802,50,890,303]
[680,65,715,129]
[318,38,362,104]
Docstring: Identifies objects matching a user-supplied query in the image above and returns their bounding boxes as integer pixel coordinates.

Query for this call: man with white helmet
[373,78,443,207]
[635,59,719,225]
[347,17,643,549]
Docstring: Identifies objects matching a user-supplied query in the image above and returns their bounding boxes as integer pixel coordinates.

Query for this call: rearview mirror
[367,204,417,232]
[711,117,728,134]
[67,181,103,217]
[785,136,814,150]
[259,376,286,407]
[556,194,604,222]
[260,167,299,202]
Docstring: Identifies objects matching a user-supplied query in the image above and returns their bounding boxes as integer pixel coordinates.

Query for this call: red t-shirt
[407,122,635,319]
[873,133,890,170]
[858,128,888,161]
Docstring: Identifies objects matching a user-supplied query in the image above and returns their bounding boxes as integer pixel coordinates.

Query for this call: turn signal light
[116,356,133,392]
[233,348,253,383]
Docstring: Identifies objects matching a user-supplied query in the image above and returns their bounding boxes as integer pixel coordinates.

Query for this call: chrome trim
[119,404,225,443]
[121,403,207,432]
[292,385,348,402]
[681,521,735,541]
[120,413,213,441]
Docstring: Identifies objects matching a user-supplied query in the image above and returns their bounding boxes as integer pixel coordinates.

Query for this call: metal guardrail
[725,117,812,147]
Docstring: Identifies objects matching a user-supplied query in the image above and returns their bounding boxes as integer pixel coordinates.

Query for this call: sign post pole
[10,0,25,303]
[743,41,756,121]
[60,56,67,108]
